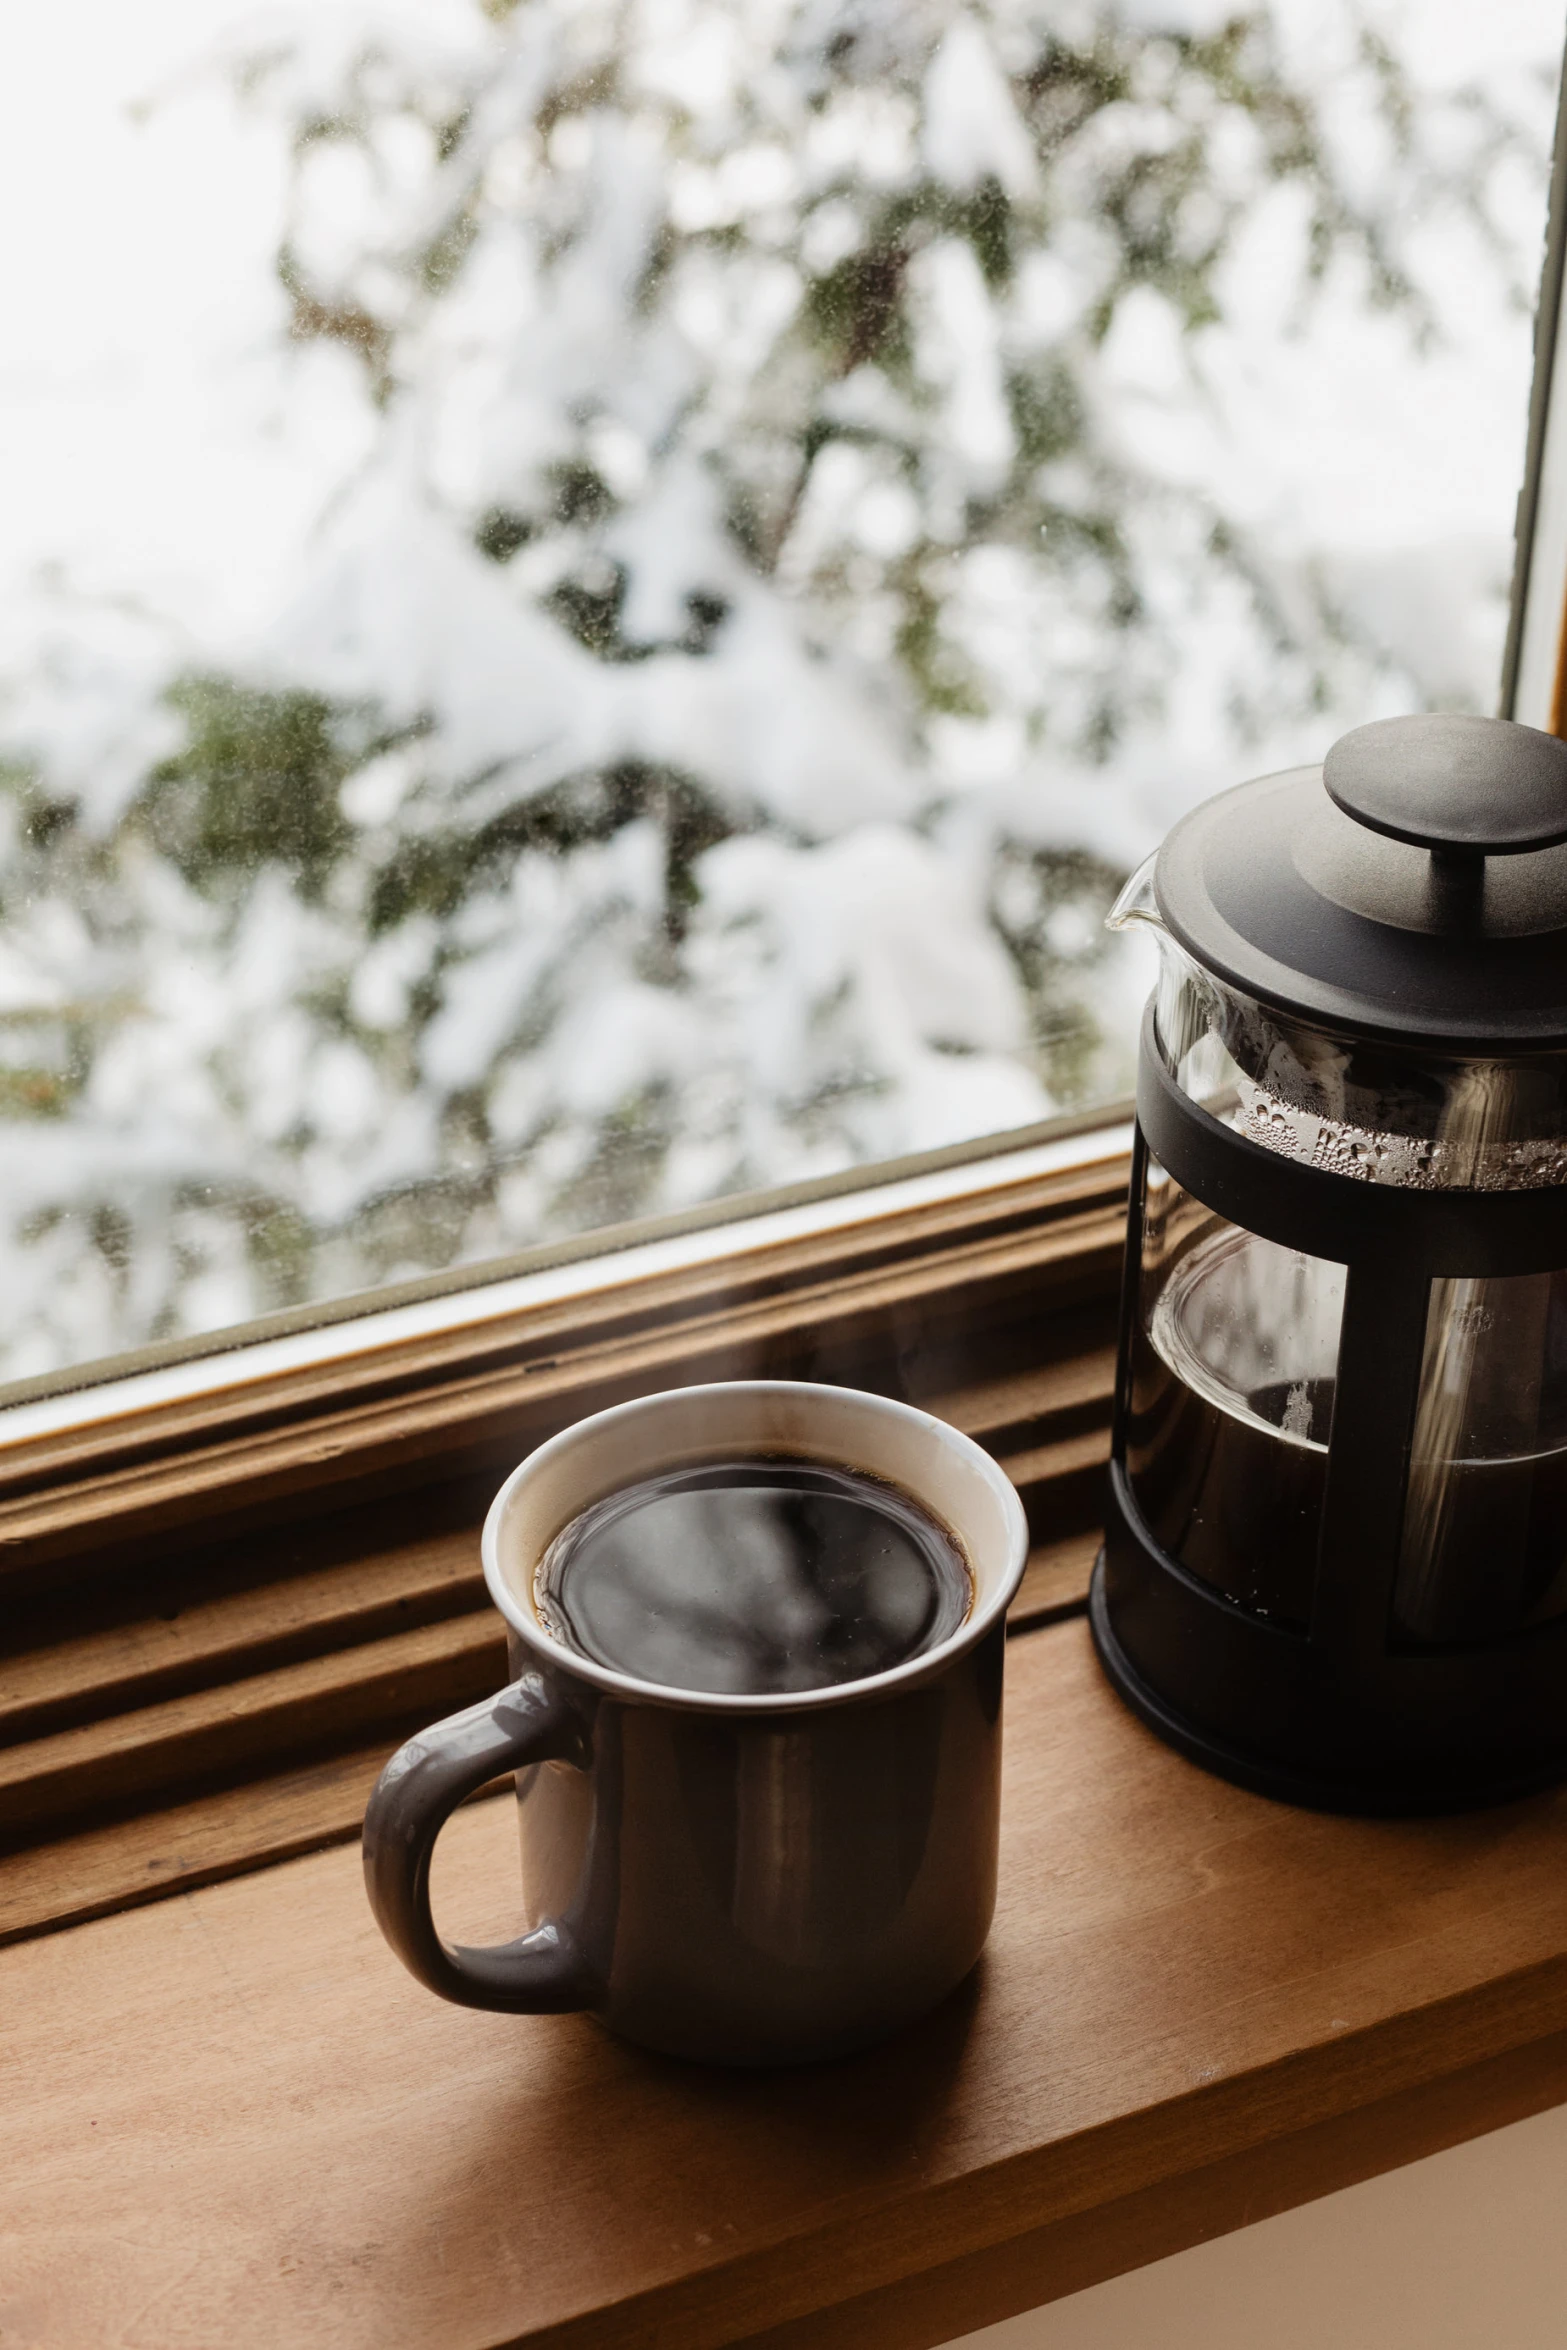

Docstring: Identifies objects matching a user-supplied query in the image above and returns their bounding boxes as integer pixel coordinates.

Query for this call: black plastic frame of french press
[1090,1003,1567,1814]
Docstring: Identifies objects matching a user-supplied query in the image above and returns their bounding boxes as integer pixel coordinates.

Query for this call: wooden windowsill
[7,1608,1567,2350]
[7,1150,1564,2343]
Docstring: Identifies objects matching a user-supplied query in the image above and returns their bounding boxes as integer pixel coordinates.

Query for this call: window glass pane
[0,0,1560,1388]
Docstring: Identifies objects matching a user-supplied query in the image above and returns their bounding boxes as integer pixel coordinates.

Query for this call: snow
[922,17,1040,200]
[0,0,1559,1383]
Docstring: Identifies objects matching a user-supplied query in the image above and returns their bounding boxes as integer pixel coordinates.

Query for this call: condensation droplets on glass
[0,0,1557,1385]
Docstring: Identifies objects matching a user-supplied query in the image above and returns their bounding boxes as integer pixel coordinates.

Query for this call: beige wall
[944,2101,1567,2350]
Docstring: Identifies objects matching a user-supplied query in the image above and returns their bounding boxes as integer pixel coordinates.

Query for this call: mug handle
[362,1669,597,2014]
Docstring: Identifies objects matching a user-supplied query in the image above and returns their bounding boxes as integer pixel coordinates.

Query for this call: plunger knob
[1324,713,1567,858]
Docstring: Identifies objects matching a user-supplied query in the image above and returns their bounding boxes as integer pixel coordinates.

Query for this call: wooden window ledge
[6,1609,1567,2350]
[4,1154,1563,2345]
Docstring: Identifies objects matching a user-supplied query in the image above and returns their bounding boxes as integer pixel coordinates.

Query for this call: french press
[1094,711,1567,1812]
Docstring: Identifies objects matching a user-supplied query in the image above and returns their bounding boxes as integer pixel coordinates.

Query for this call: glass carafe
[1094,716,1567,1807]
[1111,808,1567,1653]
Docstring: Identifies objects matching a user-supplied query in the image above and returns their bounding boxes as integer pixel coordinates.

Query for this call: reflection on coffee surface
[535,1457,971,1695]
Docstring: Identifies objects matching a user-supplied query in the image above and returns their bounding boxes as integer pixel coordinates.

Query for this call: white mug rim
[480,1379,1030,1714]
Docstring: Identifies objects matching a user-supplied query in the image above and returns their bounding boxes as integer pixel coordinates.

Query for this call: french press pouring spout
[1093,712,1567,1813]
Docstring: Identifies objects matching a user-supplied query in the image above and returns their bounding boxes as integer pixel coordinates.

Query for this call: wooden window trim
[1504,39,1567,733]
[0,1111,1129,1558]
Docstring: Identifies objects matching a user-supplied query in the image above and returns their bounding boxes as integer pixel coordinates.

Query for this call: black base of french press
[1087,1554,1567,1819]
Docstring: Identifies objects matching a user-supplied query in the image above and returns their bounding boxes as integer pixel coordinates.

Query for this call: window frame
[9,15,1567,1954]
[1503,45,1567,727]
[0,1101,1129,1516]
[0,29,1561,1483]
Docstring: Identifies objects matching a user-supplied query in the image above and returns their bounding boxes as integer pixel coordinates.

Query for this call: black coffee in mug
[535,1456,971,1696]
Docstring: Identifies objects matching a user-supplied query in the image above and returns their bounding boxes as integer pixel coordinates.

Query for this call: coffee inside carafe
[1127,1208,1342,1627]
[1127,1178,1567,1644]
[1395,1267,1567,1643]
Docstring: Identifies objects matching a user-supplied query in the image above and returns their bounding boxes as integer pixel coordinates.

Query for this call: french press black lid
[1091,713,1567,1813]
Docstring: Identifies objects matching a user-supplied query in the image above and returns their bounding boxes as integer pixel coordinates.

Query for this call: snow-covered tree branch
[0,0,1553,1377]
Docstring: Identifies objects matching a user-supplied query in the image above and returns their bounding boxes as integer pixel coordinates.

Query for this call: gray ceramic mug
[362,1381,1029,2065]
